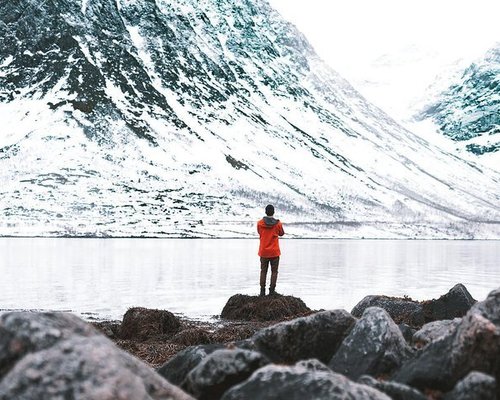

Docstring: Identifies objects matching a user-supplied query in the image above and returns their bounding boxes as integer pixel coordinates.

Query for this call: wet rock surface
[220,294,311,322]
[220,362,391,400]
[329,307,413,380]
[184,349,269,400]
[252,309,356,364]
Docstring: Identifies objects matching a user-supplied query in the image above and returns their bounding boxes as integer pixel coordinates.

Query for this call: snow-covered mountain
[415,44,500,168]
[0,0,499,238]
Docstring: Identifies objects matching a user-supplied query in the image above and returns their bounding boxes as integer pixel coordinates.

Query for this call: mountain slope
[416,45,500,163]
[0,0,499,238]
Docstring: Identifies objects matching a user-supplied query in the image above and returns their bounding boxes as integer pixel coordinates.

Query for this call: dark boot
[268,287,279,296]
[260,287,266,296]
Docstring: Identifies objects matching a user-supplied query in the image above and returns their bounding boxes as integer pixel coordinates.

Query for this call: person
[257,204,285,296]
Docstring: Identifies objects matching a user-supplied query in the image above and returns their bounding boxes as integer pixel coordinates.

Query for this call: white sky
[268,0,500,118]
[268,0,500,74]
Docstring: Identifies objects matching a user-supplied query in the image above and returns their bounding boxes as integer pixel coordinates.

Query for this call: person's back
[257,205,284,296]
[257,216,284,258]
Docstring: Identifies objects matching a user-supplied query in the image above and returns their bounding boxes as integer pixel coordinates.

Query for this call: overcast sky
[268,0,500,74]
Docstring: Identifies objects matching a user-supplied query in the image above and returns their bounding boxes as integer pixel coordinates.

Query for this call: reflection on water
[0,238,499,320]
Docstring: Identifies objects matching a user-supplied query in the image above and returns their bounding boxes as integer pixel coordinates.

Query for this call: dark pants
[260,256,279,289]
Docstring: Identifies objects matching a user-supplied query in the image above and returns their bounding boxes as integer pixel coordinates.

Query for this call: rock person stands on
[257,204,285,296]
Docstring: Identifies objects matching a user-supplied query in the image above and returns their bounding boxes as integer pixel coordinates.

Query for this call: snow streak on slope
[0,0,499,238]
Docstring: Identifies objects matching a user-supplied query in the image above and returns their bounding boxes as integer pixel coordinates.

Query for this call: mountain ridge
[0,0,499,238]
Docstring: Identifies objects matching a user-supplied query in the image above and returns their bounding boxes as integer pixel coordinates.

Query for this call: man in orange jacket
[257,204,285,296]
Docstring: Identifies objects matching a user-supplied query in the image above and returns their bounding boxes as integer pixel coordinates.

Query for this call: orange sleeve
[277,222,284,236]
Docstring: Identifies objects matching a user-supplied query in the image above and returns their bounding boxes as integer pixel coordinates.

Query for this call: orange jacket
[257,217,285,258]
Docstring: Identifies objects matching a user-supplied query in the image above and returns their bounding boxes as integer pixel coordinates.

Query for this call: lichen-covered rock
[393,288,500,394]
[443,371,496,400]
[157,344,224,387]
[184,349,269,399]
[120,307,181,340]
[351,295,424,327]
[220,363,390,400]
[329,307,413,380]
[0,334,193,400]
[252,310,356,364]
[412,318,461,348]
[422,284,476,322]
[358,375,427,400]
[220,294,311,322]
[295,359,332,373]
[0,312,98,379]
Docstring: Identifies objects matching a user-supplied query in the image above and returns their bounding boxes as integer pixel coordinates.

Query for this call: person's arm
[257,222,262,236]
[277,222,284,236]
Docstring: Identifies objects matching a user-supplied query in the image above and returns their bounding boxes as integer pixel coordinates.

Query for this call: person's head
[265,204,275,216]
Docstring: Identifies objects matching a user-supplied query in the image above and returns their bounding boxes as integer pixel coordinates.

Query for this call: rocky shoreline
[0,283,498,399]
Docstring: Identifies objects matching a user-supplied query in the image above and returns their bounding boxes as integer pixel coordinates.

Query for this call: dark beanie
[265,204,274,216]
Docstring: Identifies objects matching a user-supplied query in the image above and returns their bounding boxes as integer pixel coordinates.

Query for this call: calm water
[0,238,499,321]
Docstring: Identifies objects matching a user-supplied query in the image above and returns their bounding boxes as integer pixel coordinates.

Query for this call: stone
[295,359,332,373]
[220,363,390,400]
[352,284,476,328]
[157,344,224,387]
[351,295,424,327]
[0,312,98,379]
[422,284,476,322]
[398,323,417,343]
[252,310,356,364]
[120,307,181,340]
[0,334,193,400]
[220,294,311,322]
[392,288,500,394]
[443,371,496,400]
[184,349,269,399]
[329,307,413,380]
[358,375,427,400]
[412,318,461,348]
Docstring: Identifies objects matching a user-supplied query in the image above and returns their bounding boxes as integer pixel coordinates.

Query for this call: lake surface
[0,238,499,321]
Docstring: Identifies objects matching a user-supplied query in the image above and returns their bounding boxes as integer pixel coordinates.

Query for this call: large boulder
[0,312,98,379]
[443,371,496,400]
[352,284,476,328]
[220,362,390,400]
[157,344,225,387]
[329,307,413,380]
[351,295,424,327]
[220,294,311,322]
[421,284,476,322]
[358,375,426,400]
[392,288,500,394]
[184,349,269,399]
[252,310,356,364]
[412,318,461,348]
[0,335,193,400]
[120,307,181,340]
